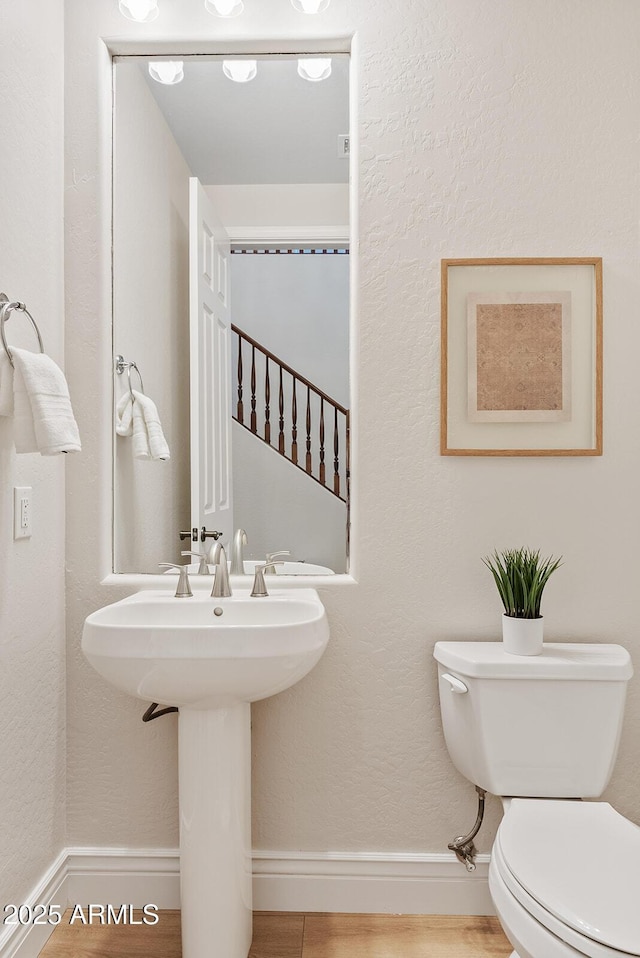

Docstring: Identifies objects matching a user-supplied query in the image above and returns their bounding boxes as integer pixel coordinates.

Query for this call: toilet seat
[495,800,640,957]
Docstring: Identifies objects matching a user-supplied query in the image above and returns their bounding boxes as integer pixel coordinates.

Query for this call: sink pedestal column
[178,704,252,958]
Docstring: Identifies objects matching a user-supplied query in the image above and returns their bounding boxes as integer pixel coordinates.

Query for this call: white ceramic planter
[502,614,544,656]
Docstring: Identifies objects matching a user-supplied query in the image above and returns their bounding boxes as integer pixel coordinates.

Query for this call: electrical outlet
[337,134,350,158]
[13,486,31,540]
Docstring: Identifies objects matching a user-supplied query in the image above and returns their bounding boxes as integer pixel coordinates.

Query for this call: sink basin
[82,588,329,709]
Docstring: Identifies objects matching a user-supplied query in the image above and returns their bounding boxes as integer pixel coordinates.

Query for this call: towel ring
[0,294,46,368]
[115,354,145,399]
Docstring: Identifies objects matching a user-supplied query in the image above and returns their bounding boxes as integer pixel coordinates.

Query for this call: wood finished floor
[38,910,514,957]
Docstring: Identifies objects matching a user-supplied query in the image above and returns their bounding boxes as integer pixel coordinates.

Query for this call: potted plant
[482,548,562,655]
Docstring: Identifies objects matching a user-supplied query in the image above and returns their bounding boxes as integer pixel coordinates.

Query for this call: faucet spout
[230,528,248,575]
[208,540,223,565]
[211,545,232,598]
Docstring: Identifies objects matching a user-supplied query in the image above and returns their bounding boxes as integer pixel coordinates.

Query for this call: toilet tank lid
[433,641,633,681]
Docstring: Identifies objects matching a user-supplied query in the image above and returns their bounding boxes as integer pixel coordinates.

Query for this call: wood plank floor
[38,910,514,957]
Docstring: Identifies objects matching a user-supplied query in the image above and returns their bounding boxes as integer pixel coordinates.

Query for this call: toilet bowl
[490,799,640,958]
[433,641,638,958]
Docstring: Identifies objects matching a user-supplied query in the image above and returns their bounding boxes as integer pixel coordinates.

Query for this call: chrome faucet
[230,528,248,575]
[251,561,284,597]
[158,562,193,598]
[208,540,223,565]
[264,550,290,574]
[181,550,209,575]
[211,544,232,598]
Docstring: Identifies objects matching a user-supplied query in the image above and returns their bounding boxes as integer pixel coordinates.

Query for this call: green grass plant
[482,548,562,619]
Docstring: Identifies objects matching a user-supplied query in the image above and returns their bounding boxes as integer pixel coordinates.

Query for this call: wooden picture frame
[440,257,603,456]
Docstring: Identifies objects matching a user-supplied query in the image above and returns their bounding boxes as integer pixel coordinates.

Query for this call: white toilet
[433,641,640,958]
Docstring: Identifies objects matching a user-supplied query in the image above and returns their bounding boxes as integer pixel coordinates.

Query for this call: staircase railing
[231,324,349,503]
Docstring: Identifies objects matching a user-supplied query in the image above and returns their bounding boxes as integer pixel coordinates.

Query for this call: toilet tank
[433,642,633,798]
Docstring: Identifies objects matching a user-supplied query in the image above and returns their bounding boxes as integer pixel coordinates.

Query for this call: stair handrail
[231,325,349,415]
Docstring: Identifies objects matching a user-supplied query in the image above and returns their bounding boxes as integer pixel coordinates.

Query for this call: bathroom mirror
[112,53,350,575]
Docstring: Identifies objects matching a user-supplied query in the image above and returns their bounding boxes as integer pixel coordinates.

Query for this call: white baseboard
[0,848,493,958]
[252,851,494,916]
[0,851,68,958]
[65,848,181,910]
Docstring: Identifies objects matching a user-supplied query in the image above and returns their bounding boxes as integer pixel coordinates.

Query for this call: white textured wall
[113,62,191,574]
[0,0,66,911]
[65,0,640,867]
[206,184,349,230]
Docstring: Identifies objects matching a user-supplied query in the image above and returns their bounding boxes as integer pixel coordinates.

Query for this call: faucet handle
[251,561,284,597]
[264,550,290,573]
[181,550,209,575]
[158,562,193,598]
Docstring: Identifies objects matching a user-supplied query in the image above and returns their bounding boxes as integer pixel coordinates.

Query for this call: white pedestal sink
[82,588,329,958]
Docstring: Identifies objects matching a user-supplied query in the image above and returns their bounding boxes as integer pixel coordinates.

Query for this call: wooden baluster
[345,408,351,497]
[236,335,244,423]
[319,397,326,485]
[333,406,340,497]
[250,344,257,433]
[305,386,312,473]
[291,377,298,465]
[231,322,349,503]
[278,366,285,454]
[264,357,271,444]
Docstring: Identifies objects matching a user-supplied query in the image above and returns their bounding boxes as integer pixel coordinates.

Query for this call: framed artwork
[440,257,602,456]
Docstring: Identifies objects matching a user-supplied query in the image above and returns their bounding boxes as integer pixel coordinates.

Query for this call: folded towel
[115,391,134,437]
[12,364,38,452]
[11,347,81,455]
[135,390,170,461]
[115,392,148,457]
[115,389,170,461]
[131,394,152,459]
[0,352,13,416]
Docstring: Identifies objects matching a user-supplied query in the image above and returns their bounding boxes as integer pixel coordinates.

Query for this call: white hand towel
[132,389,170,461]
[115,391,134,436]
[0,352,13,417]
[114,390,150,457]
[12,364,38,453]
[131,394,151,459]
[115,389,169,461]
[11,347,81,455]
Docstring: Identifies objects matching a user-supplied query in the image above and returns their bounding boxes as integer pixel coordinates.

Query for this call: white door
[189,177,233,551]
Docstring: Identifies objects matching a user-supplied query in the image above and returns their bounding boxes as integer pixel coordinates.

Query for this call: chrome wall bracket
[448,785,486,872]
[1,292,46,367]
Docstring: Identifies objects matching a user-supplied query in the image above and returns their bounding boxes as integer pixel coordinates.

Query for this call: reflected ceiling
[140,55,349,185]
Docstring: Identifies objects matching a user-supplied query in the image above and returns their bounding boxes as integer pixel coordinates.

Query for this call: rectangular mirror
[112,53,350,575]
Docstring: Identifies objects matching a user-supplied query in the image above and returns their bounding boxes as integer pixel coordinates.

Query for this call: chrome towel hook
[115,354,145,399]
[0,293,46,368]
